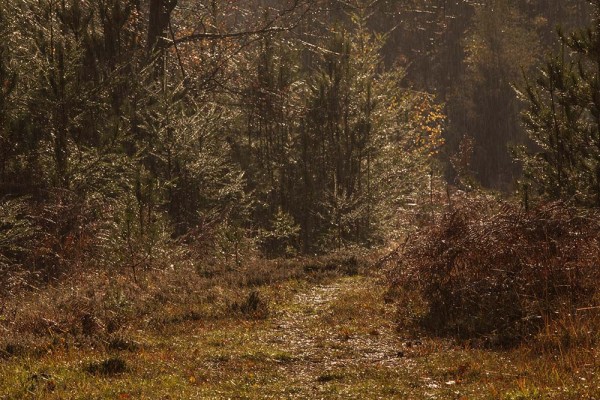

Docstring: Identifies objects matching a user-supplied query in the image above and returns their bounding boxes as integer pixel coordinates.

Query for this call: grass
[1,254,600,398]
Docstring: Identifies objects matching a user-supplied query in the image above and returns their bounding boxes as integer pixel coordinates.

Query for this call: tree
[451,0,539,189]
[0,3,19,186]
[374,0,591,191]
[518,3,600,206]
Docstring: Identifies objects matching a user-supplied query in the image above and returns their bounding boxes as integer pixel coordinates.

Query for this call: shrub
[391,194,600,345]
[258,208,300,258]
[85,357,128,376]
[230,290,269,320]
[0,197,39,292]
[0,190,123,292]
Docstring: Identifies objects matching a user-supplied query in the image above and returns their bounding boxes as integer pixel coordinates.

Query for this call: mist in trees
[379,0,591,189]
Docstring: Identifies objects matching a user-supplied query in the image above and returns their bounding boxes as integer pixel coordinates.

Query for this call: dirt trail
[262,276,415,397]
[0,274,493,399]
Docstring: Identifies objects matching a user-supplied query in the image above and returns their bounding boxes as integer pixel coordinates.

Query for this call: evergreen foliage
[235,8,443,252]
[0,0,442,276]
[518,2,600,206]
[2,0,593,282]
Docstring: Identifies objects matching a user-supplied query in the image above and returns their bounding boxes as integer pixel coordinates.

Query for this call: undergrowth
[0,247,368,358]
[389,192,600,347]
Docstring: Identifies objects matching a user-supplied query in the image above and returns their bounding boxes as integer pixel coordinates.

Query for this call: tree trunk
[147,0,177,54]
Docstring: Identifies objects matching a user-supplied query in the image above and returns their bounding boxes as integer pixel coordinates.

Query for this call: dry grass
[0,248,369,359]
[389,193,600,346]
[3,191,600,398]
[2,261,600,398]
[3,271,600,399]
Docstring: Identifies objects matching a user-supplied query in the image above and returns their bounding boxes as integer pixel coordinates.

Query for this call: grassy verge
[1,248,600,398]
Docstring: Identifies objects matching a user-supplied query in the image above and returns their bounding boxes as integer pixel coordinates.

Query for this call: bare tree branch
[167,0,312,47]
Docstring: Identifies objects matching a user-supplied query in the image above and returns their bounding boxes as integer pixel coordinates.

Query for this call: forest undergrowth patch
[383,192,600,398]
[1,253,600,398]
[0,249,370,359]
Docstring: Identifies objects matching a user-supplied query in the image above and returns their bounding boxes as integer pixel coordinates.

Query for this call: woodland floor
[1,271,599,399]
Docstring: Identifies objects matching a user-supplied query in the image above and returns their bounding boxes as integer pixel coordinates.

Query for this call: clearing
[0,272,596,399]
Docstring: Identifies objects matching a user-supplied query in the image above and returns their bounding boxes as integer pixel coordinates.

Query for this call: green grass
[2,271,600,399]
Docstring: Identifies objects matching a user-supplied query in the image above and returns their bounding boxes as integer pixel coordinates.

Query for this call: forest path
[1,273,522,399]
[242,274,515,399]
[261,275,411,397]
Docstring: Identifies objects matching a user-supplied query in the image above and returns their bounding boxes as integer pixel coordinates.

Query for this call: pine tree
[298,5,444,249]
[518,2,600,206]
